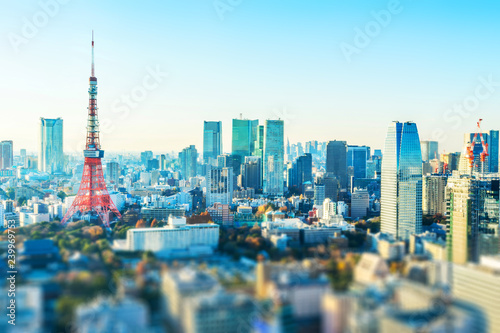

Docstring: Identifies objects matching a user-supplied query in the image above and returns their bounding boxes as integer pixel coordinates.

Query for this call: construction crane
[466,119,489,172]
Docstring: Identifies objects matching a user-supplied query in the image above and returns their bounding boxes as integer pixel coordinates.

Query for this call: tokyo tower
[62,33,122,227]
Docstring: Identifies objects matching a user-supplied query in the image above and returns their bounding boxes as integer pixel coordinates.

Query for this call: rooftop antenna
[91,30,95,77]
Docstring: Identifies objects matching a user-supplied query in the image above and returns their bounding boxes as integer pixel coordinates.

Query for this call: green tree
[6,187,15,200]
[57,191,67,201]
[17,196,27,206]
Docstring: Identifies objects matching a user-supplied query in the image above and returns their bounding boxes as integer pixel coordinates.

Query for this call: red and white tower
[62,33,122,227]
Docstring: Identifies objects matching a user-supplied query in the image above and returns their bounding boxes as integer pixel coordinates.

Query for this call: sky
[1,0,500,156]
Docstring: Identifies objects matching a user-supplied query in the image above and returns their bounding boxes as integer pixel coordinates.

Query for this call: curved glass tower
[381,121,423,240]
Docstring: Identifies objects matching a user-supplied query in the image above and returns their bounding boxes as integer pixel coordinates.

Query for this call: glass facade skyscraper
[381,121,423,240]
[489,130,499,173]
[0,140,13,170]
[203,121,222,165]
[347,145,369,179]
[232,118,258,159]
[420,140,438,162]
[263,120,284,196]
[326,140,348,189]
[179,145,198,179]
[39,117,64,174]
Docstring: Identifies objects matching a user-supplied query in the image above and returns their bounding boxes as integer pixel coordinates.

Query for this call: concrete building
[422,175,447,215]
[162,268,219,330]
[75,297,149,333]
[206,202,234,225]
[182,291,256,333]
[452,256,500,333]
[126,216,219,256]
[351,188,369,219]
[206,165,233,206]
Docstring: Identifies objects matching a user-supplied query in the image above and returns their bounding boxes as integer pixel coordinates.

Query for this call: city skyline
[2,1,500,153]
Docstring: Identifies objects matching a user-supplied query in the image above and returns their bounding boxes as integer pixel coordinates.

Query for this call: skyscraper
[239,156,261,190]
[232,118,258,159]
[106,161,120,184]
[203,121,222,165]
[347,145,369,179]
[263,120,284,196]
[420,140,438,162]
[0,141,13,170]
[489,130,499,173]
[381,121,423,240]
[422,175,447,215]
[179,145,198,179]
[326,141,348,189]
[206,165,233,206]
[39,117,64,174]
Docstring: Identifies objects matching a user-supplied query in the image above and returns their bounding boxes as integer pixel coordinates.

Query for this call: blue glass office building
[39,118,64,174]
[263,120,284,196]
[381,121,423,240]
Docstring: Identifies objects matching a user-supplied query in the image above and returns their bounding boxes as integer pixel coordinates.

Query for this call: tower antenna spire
[91,30,95,77]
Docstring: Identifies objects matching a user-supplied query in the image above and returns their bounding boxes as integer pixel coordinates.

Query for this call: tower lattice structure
[62,33,122,227]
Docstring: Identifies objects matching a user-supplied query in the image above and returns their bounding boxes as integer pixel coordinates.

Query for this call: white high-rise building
[351,188,369,219]
[422,175,447,215]
[206,165,233,206]
[381,121,423,240]
[322,198,337,219]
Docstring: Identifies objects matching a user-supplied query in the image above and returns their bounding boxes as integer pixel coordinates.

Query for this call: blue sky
[1,0,500,155]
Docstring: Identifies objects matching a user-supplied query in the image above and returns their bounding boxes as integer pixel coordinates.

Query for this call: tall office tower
[322,173,339,201]
[422,175,447,215]
[0,140,13,170]
[489,130,499,173]
[62,34,121,226]
[347,145,369,179]
[20,149,27,166]
[326,140,348,189]
[313,184,325,206]
[447,172,499,261]
[420,140,438,162]
[446,175,479,264]
[292,153,313,189]
[232,118,258,159]
[203,121,222,165]
[253,125,264,158]
[239,156,261,190]
[106,161,120,184]
[140,151,153,166]
[206,165,233,206]
[381,121,423,240]
[160,154,166,171]
[263,120,284,196]
[179,145,198,179]
[39,117,64,174]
